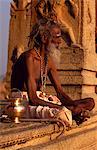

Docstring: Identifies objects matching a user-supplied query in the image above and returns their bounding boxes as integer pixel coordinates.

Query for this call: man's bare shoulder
[24,49,39,60]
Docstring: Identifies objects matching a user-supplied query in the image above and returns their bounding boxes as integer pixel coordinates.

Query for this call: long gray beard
[49,43,61,68]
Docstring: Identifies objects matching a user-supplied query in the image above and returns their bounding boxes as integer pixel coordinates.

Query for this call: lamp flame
[15,98,20,107]
[14,98,25,123]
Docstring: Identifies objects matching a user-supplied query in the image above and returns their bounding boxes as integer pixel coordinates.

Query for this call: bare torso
[11,48,51,91]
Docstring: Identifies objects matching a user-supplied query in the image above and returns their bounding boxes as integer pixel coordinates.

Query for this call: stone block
[58,47,84,70]
[46,85,82,100]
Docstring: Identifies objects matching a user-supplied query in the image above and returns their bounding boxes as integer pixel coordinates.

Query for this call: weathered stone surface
[58,47,84,70]
[0,113,96,150]
[46,85,82,100]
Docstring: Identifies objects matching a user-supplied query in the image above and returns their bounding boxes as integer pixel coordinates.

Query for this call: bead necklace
[34,47,48,93]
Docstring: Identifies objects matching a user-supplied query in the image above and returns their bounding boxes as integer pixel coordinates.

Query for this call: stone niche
[6,0,96,110]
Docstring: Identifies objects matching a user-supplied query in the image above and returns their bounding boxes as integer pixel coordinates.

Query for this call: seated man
[11,23,95,124]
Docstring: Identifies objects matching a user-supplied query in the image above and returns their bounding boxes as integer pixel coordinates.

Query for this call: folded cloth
[59,107,72,126]
[29,105,72,127]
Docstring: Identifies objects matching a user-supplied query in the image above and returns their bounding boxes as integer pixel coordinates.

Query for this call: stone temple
[1,0,96,149]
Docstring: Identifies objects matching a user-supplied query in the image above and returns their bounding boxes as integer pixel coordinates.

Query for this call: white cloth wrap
[34,105,59,119]
[29,105,72,126]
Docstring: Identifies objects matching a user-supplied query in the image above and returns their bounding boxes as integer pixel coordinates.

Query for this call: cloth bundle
[29,105,72,127]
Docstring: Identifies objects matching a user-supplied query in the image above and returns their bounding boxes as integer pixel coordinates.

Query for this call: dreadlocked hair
[28,23,40,48]
[28,17,60,50]
[28,18,49,49]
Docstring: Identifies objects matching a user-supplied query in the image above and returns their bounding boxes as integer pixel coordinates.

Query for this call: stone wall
[46,46,84,101]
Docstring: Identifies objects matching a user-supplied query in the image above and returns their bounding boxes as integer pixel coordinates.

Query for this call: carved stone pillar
[79,0,97,111]
[6,0,30,84]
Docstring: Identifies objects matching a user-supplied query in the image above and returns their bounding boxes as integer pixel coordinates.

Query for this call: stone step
[0,113,96,150]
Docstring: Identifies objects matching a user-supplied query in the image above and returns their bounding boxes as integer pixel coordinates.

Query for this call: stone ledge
[18,113,97,150]
[0,113,96,150]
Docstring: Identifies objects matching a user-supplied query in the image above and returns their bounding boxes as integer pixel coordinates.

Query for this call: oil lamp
[14,98,25,123]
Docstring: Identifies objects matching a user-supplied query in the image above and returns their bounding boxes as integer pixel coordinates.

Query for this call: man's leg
[74,98,95,111]
[67,97,95,115]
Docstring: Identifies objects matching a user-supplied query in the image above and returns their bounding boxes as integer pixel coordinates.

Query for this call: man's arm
[25,53,62,109]
[48,58,75,106]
